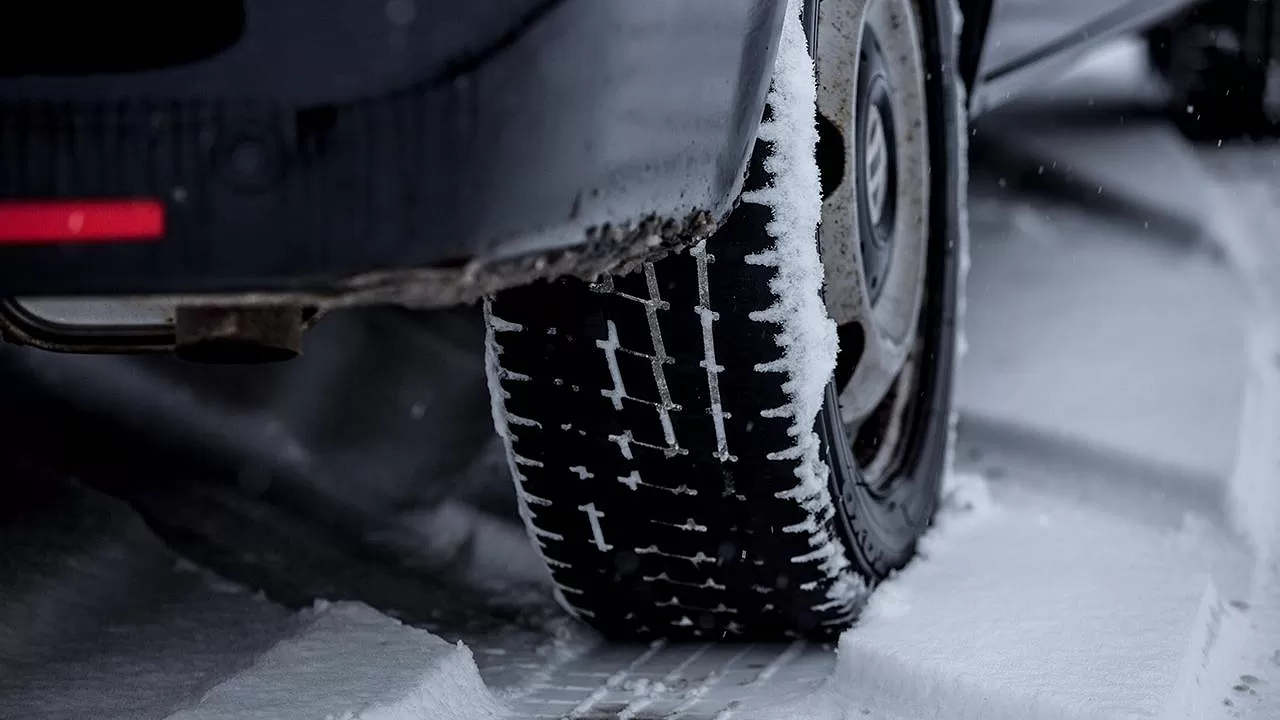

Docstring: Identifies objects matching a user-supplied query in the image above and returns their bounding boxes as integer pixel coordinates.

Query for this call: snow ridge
[742,0,864,615]
[1203,174,1280,555]
[945,0,972,483]
[167,602,508,720]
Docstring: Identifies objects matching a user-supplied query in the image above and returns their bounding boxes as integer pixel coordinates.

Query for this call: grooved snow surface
[0,487,508,720]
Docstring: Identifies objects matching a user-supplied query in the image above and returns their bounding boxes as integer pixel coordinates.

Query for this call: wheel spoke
[838,301,917,428]
[861,355,916,484]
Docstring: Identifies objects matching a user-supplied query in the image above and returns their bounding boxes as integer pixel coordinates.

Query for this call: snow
[959,181,1247,481]
[1190,145,1280,720]
[168,602,506,720]
[0,488,293,719]
[947,0,972,483]
[836,493,1209,719]
[1197,156,1280,556]
[742,0,861,609]
[966,36,1248,479]
[1162,581,1255,720]
[744,0,835,464]
[932,470,995,530]
[0,485,510,720]
[752,456,1254,720]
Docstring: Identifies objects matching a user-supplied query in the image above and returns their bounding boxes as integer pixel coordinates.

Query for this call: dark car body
[0,0,1239,308]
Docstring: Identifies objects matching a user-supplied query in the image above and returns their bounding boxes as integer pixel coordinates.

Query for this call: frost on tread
[739,3,864,612]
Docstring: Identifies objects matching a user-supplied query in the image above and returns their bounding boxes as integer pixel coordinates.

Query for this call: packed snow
[167,602,506,720]
[0,484,508,720]
[753,466,1251,720]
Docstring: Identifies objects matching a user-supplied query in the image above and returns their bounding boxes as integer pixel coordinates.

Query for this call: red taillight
[0,200,165,244]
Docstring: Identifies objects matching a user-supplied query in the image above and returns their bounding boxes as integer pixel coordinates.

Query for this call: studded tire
[484,0,964,641]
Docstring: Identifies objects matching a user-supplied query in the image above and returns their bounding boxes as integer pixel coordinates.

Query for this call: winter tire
[485,0,965,640]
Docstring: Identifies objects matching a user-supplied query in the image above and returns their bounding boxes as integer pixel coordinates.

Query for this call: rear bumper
[0,0,784,298]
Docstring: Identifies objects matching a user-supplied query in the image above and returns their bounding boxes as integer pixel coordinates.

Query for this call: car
[0,0,1273,640]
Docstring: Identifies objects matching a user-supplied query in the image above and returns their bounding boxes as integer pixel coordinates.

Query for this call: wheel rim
[817,0,931,489]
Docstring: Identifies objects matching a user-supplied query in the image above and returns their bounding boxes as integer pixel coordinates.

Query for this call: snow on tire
[485,0,962,640]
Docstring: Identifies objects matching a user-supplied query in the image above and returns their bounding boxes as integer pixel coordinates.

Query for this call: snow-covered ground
[3,41,1279,720]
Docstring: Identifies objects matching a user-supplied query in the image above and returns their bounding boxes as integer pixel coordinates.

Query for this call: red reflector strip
[0,200,165,244]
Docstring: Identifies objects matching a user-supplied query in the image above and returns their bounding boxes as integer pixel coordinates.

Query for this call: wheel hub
[856,38,899,305]
[863,102,892,228]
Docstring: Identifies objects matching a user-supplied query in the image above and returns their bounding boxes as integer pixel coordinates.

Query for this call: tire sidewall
[823,0,965,578]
